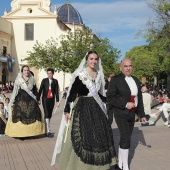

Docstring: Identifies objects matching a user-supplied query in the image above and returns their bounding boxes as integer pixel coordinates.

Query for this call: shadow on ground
[112,127,152,168]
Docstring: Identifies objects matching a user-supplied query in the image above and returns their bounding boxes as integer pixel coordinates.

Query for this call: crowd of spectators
[0,81,14,93]
[141,83,170,127]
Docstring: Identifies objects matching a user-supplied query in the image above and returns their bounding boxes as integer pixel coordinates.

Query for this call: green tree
[25,27,121,75]
[125,45,159,81]
[93,38,121,75]
[25,38,62,71]
[141,0,170,88]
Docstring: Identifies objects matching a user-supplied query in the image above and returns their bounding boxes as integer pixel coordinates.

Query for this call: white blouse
[10,75,36,105]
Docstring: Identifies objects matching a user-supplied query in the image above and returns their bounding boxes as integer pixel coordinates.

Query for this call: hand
[38,101,41,105]
[65,113,70,123]
[126,102,135,109]
[141,117,147,124]
[56,102,60,107]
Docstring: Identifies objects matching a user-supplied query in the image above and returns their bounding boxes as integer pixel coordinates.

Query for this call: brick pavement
[0,97,170,170]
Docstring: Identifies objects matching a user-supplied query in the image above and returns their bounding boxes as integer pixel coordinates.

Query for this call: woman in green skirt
[52,51,119,170]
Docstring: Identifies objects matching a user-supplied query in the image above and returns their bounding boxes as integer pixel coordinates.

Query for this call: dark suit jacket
[107,73,145,118]
[37,78,59,102]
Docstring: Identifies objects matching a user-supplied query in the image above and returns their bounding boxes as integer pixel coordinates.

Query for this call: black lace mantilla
[71,97,116,166]
[12,89,42,124]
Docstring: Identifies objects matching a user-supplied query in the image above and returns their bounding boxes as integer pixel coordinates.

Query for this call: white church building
[0,0,85,90]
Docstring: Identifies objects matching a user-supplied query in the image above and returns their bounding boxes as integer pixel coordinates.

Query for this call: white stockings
[45,118,50,133]
[118,147,129,170]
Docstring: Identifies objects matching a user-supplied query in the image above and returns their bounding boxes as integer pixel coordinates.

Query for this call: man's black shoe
[46,132,53,138]
[114,164,122,170]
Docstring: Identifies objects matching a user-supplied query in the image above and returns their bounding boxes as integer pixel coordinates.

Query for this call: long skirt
[56,96,117,170]
[5,89,45,137]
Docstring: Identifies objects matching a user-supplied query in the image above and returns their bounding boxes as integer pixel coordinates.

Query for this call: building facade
[0,0,85,90]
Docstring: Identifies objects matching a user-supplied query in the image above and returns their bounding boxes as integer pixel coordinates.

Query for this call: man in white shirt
[107,58,146,170]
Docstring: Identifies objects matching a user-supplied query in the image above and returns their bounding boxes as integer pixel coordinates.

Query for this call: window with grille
[25,24,34,40]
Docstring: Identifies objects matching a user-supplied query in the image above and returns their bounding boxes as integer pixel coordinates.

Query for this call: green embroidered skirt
[56,97,117,170]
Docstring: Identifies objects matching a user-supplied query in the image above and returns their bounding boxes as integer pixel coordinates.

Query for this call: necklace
[86,68,97,81]
[22,76,29,86]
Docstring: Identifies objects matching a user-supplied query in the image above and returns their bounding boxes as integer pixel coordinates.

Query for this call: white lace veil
[51,52,106,165]
[7,71,34,122]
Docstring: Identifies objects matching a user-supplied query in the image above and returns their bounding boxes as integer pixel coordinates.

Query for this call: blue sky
[0,0,156,60]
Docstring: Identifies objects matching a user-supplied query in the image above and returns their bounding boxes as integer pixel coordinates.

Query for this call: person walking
[107,58,146,170]
[51,51,118,170]
[5,65,44,138]
[37,68,59,137]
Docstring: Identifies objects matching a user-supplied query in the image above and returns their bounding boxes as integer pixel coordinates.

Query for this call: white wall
[2,1,79,88]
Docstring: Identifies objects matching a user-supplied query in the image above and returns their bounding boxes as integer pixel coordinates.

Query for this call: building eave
[57,18,71,31]
[2,2,57,19]
[2,15,58,19]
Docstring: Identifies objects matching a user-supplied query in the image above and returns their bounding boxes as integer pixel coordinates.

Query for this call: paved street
[0,98,170,170]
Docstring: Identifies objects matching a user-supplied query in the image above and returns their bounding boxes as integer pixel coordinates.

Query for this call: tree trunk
[167,72,170,92]
[154,75,157,85]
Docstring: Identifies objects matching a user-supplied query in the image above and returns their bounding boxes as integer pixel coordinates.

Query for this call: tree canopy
[125,45,159,79]
[143,0,170,73]
[25,27,121,76]
[126,0,170,87]
[144,0,170,88]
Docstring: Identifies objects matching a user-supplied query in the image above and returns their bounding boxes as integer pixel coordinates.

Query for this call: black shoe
[20,137,25,141]
[46,132,53,138]
[114,164,122,170]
